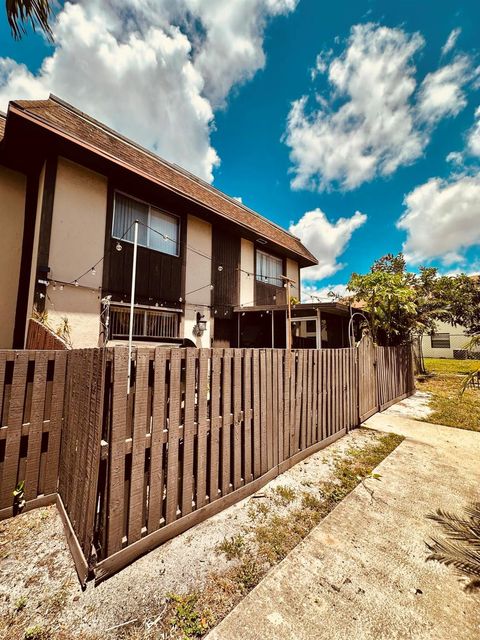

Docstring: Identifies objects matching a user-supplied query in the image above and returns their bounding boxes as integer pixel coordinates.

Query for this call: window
[431,333,451,349]
[109,306,179,339]
[112,192,179,256]
[256,250,283,286]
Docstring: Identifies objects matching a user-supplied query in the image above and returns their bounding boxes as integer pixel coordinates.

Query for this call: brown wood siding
[254,279,286,306]
[102,184,186,309]
[211,227,240,319]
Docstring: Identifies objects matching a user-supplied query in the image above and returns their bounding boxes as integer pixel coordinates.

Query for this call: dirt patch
[382,391,433,420]
[0,428,402,640]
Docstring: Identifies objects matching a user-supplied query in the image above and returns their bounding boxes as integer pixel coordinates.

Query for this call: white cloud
[441,28,461,56]
[416,56,471,124]
[285,23,475,192]
[446,150,464,164]
[0,0,297,182]
[289,208,367,280]
[397,173,480,265]
[301,282,349,303]
[467,106,480,156]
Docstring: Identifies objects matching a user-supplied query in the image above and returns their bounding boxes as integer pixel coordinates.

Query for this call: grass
[418,358,480,432]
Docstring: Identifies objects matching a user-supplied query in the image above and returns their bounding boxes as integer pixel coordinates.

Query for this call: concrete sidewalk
[207,415,480,640]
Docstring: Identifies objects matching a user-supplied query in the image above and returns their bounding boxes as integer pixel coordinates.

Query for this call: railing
[109,306,179,339]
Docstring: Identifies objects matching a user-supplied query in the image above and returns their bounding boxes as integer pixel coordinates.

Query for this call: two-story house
[0,95,325,350]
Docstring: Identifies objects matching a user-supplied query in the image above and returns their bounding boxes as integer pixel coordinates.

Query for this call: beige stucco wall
[184,214,212,347]
[0,166,26,348]
[45,157,108,348]
[286,258,300,300]
[240,238,254,307]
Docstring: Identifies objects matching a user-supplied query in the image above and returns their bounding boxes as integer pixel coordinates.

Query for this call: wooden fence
[26,318,70,350]
[0,350,67,519]
[0,339,414,585]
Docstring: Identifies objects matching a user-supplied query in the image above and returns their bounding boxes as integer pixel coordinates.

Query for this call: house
[0,94,324,350]
[422,321,477,359]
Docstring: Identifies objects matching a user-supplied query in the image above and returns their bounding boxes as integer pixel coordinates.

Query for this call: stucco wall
[184,214,212,347]
[240,238,254,306]
[0,166,26,348]
[45,157,108,348]
[286,258,300,300]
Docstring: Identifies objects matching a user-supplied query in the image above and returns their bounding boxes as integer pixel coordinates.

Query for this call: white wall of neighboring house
[240,238,255,307]
[45,157,108,348]
[184,214,212,347]
[421,320,474,359]
[0,166,26,348]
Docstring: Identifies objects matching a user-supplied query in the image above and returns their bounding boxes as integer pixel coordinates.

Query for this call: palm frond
[426,537,480,578]
[426,502,480,588]
[6,0,53,41]
[459,369,480,396]
[426,515,480,550]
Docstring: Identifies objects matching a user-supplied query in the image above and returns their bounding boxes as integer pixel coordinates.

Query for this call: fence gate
[358,334,378,422]
[57,349,105,585]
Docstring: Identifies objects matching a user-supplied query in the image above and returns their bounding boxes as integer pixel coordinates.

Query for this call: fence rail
[0,339,414,585]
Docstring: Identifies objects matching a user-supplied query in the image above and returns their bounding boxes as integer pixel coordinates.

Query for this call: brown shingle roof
[9,95,317,266]
[0,112,6,142]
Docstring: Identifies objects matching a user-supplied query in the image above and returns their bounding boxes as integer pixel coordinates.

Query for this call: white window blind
[113,192,179,256]
[256,250,283,286]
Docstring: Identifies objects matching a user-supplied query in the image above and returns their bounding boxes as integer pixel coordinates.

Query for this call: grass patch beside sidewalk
[165,431,403,639]
[418,359,480,432]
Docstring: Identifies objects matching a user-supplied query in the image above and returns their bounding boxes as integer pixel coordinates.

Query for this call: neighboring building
[0,95,321,350]
[422,321,477,359]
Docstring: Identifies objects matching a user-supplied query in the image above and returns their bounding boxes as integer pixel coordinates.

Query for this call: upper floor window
[256,250,283,287]
[112,191,180,257]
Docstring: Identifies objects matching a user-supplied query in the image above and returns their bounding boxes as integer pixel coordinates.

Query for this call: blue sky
[1,0,479,299]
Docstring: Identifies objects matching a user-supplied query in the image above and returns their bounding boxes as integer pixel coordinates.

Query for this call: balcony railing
[109,306,179,340]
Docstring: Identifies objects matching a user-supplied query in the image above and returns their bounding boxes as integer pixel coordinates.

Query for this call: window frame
[255,249,284,287]
[112,189,181,257]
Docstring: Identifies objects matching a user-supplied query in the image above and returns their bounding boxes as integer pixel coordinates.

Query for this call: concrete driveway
[207,414,480,640]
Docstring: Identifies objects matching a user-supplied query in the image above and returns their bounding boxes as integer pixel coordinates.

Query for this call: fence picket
[233,349,242,490]
[209,350,221,502]
[24,353,48,501]
[181,349,196,515]
[196,349,209,509]
[221,349,232,495]
[0,353,29,509]
[128,349,150,543]
[165,349,182,525]
[243,349,252,484]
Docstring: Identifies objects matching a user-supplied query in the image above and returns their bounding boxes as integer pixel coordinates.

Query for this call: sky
[1,0,480,301]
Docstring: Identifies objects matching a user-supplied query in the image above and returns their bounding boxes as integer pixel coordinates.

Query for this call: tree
[5,0,53,40]
[347,253,480,349]
[347,254,418,346]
